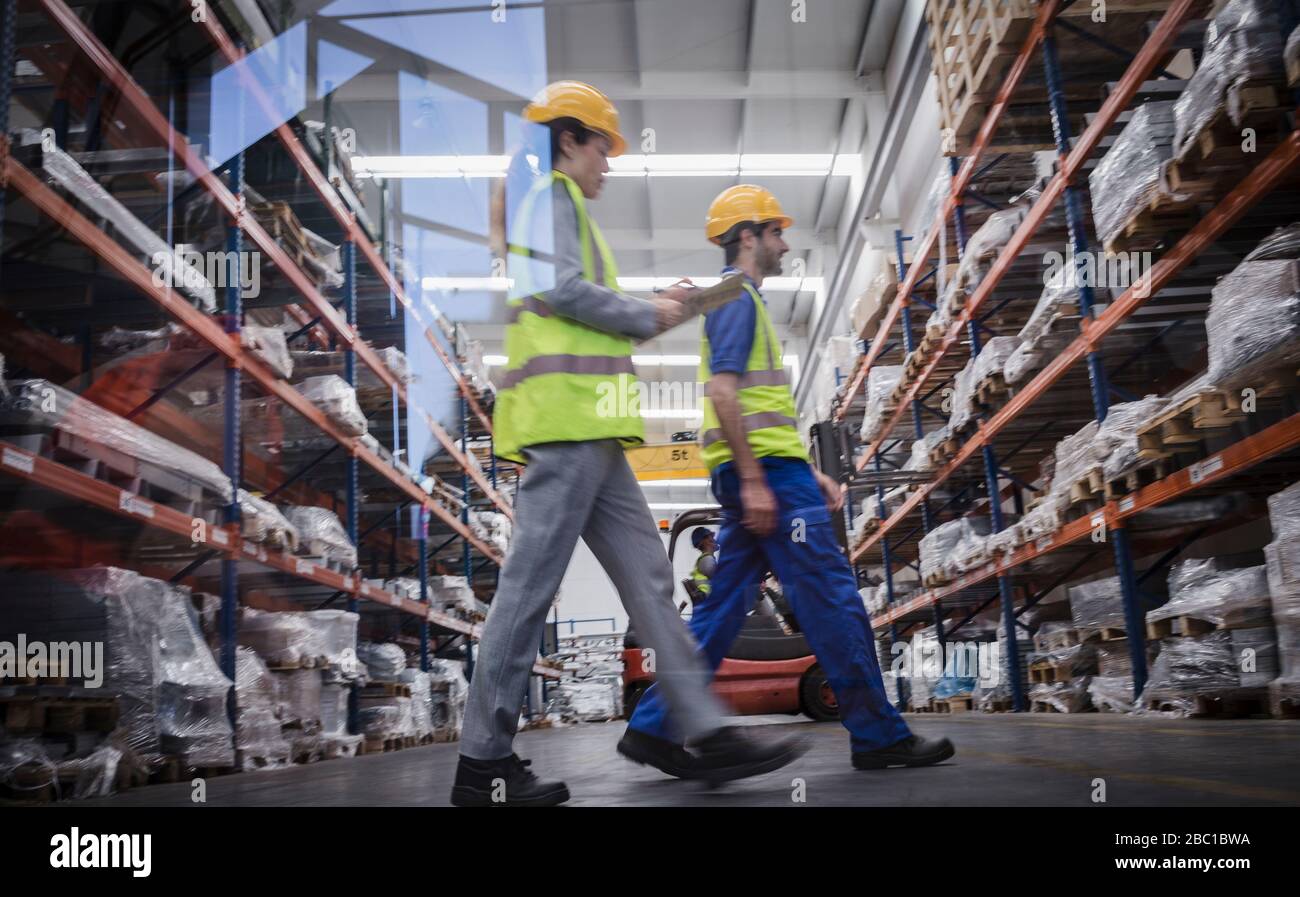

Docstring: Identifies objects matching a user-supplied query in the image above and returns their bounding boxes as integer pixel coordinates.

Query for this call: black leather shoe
[686,726,807,784]
[450,754,570,806]
[617,727,695,778]
[852,734,955,769]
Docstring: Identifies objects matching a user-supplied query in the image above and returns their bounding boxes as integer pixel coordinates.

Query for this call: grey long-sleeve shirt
[540,180,660,340]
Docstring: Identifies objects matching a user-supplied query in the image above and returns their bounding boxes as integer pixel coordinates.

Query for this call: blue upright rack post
[1042,30,1148,700]
[220,148,244,695]
[949,156,1026,710]
[419,507,430,672]
[461,393,475,680]
[342,239,361,733]
[894,227,944,647]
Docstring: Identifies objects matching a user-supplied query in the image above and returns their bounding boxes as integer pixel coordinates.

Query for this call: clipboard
[639,274,748,340]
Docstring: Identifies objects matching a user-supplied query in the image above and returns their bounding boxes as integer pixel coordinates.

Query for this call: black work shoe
[450,753,570,806]
[852,734,955,770]
[617,727,695,778]
[686,726,807,784]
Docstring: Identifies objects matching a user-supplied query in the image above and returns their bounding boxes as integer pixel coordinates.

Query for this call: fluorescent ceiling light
[761,277,823,291]
[354,154,860,179]
[640,478,711,488]
[483,355,508,366]
[618,276,723,291]
[631,355,702,366]
[422,276,513,291]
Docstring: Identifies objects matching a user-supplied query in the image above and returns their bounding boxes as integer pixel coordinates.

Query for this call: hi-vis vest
[690,553,713,596]
[698,283,808,471]
[495,170,644,464]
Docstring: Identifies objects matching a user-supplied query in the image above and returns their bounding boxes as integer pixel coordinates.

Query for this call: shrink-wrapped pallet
[859,364,904,443]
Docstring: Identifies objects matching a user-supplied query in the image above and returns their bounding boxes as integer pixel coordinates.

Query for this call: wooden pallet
[1102,187,1201,257]
[149,756,236,784]
[1027,662,1072,685]
[974,371,1009,408]
[1032,628,1079,654]
[360,682,412,699]
[935,695,973,713]
[0,692,119,735]
[1080,626,1128,643]
[908,699,936,713]
[1029,699,1063,713]
[1147,687,1271,718]
[978,698,1014,712]
[1166,84,1290,194]
[1103,458,1169,501]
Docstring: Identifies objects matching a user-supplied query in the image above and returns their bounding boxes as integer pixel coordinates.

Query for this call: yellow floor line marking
[958,748,1300,803]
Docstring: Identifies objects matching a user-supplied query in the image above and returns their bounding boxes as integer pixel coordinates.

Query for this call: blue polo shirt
[703,268,803,481]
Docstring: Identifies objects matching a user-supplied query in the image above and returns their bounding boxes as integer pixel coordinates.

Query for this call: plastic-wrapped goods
[0,568,234,765]
[548,679,621,722]
[957,206,1027,285]
[1029,678,1092,713]
[385,577,423,601]
[359,705,401,739]
[471,511,512,557]
[358,642,407,682]
[238,491,300,551]
[1204,259,1300,386]
[950,337,1019,432]
[0,738,58,800]
[859,365,904,443]
[273,669,323,733]
[951,516,994,574]
[1005,269,1079,385]
[1028,642,1098,678]
[431,575,480,616]
[1089,101,1180,250]
[919,519,965,583]
[1096,640,1137,679]
[1048,419,1101,508]
[427,659,469,738]
[1141,631,1240,714]
[234,648,292,771]
[377,345,412,385]
[241,326,293,380]
[298,374,367,436]
[1088,676,1136,713]
[852,267,896,338]
[1233,627,1280,687]
[400,670,435,739]
[1172,0,1285,159]
[0,379,232,502]
[1092,395,1168,481]
[319,684,349,736]
[1148,561,1273,631]
[1245,222,1300,261]
[1068,574,1166,636]
[97,324,179,353]
[16,129,216,312]
[1264,481,1300,691]
[284,505,358,568]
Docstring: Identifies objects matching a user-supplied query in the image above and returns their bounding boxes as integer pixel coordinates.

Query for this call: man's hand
[652,297,687,330]
[656,279,695,303]
[741,473,778,536]
[814,468,845,514]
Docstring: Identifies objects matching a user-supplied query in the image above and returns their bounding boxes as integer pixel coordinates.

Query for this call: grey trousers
[460,439,728,760]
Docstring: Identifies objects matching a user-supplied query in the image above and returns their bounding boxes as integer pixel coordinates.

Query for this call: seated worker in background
[618,185,954,777]
[689,527,718,600]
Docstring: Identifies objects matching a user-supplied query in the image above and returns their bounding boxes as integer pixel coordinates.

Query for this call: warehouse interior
[0,0,1299,813]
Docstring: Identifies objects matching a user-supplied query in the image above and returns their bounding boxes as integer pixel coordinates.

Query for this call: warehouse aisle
[83,715,1300,808]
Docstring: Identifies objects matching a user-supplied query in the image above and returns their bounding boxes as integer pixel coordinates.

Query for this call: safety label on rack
[1036,536,1054,551]
[360,582,372,597]
[2,447,34,474]
[1090,512,1105,529]
[1189,455,1224,485]
[211,529,229,546]
[296,559,314,576]
[119,493,155,519]
[1119,496,1136,513]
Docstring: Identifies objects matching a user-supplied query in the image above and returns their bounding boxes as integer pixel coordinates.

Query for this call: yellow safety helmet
[523,80,627,158]
[705,185,794,245]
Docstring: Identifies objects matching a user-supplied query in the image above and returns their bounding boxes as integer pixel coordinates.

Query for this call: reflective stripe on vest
[493,170,644,464]
[698,282,809,471]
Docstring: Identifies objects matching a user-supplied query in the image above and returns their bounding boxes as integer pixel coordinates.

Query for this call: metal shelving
[0,2,556,682]
[830,0,1300,710]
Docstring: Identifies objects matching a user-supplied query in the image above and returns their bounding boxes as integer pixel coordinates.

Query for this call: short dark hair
[720,220,771,265]
[547,117,596,163]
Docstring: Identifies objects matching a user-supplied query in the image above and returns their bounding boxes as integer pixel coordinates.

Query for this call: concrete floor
[82,713,1300,807]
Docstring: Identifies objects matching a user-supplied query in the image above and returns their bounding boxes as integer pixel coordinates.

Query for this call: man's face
[753,224,789,278]
[702,535,716,553]
[563,132,611,199]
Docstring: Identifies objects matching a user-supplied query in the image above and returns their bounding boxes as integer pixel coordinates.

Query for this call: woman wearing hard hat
[620,185,955,777]
[452,83,805,807]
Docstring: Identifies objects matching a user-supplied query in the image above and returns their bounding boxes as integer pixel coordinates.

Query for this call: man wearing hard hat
[619,185,955,776]
[688,527,717,602]
[452,83,804,807]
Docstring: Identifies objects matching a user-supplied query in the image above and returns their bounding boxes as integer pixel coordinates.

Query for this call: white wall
[552,528,703,635]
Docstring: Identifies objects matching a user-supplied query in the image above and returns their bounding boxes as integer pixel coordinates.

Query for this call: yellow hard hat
[705,185,794,244]
[523,80,627,158]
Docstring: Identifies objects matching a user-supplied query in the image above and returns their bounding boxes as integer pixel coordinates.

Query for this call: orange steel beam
[4,154,501,561]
